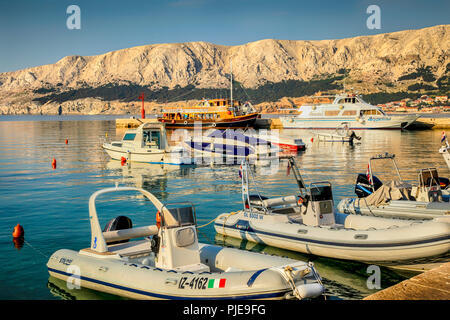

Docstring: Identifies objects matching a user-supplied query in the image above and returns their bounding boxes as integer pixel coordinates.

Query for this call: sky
[0,0,449,73]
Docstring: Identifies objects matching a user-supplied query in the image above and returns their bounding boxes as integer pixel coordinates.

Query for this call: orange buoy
[65,139,68,144]
[52,158,57,169]
[12,224,24,238]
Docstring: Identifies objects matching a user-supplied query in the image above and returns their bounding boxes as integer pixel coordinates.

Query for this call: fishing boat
[47,186,324,300]
[214,157,450,264]
[280,93,419,129]
[159,99,259,129]
[102,122,191,165]
[337,153,450,220]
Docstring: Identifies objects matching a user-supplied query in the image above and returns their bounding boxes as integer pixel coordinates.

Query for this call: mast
[230,58,233,108]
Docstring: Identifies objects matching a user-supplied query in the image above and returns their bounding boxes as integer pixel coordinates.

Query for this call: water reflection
[1,119,449,300]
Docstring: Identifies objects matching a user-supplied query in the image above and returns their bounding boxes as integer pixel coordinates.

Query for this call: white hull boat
[184,131,278,165]
[103,122,191,165]
[47,187,324,300]
[280,93,418,129]
[439,141,450,170]
[338,153,450,220]
[214,158,450,264]
[315,123,361,143]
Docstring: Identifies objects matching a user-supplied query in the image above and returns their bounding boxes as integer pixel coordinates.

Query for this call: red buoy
[121,156,127,166]
[310,137,314,143]
[12,224,24,238]
[65,139,68,144]
[52,158,57,169]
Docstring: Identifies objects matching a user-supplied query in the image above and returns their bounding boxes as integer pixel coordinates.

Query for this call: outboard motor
[103,216,132,245]
[355,173,382,198]
[438,177,450,190]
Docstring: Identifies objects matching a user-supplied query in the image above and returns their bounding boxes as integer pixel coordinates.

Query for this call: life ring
[297,196,304,206]
[156,211,161,229]
[184,120,188,125]
[212,122,216,127]
[171,120,175,124]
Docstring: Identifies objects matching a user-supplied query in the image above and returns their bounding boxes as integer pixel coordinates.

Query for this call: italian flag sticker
[208,278,226,288]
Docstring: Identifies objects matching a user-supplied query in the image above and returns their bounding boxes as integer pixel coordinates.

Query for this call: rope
[196,217,219,229]
[24,239,49,259]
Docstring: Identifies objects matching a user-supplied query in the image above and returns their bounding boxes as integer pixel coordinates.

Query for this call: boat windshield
[310,184,333,201]
[123,133,136,141]
[162,206,196,228]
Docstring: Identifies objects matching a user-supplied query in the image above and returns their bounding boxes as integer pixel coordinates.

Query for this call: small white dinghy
[315,123,361,143]
[337,153,450,220]
[214,158,450,264]
[47,186,324,300]
[103,122,191,165]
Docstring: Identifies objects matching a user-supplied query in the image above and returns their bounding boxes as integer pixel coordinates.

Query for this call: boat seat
[108,239,152,257]
[174,263,210,273]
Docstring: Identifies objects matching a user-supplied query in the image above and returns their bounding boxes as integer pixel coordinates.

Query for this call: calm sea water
[1,115,449,300]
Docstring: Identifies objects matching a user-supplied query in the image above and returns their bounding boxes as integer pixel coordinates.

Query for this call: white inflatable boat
[214,158,450,264]
[47,186,324,300]
[337,153,450,220]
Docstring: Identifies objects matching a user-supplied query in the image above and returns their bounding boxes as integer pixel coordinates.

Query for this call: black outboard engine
[150,235,160,255]
[103,216,132,245]
[438,177,450,190]
[355,174,383,198]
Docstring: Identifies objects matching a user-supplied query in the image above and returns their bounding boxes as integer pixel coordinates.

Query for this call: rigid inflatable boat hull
[337,198,450,220]
[47,244,323,300]
[214,212,450,263]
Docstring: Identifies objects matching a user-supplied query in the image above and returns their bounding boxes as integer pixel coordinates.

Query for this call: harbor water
[1,115,449,300]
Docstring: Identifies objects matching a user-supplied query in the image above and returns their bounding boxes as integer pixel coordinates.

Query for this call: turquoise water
[0,116,449,300]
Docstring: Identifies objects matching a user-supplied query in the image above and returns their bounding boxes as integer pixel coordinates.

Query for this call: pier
[413,117,450,129]
[363,262,450,300]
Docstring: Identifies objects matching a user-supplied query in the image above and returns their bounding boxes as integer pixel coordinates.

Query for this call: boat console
[302,182,336,227]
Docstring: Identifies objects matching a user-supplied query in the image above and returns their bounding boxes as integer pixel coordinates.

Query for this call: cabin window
[325,110,340,116]
[123,133,136,141]
[342,110,357,116]
[361,110,379,116]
